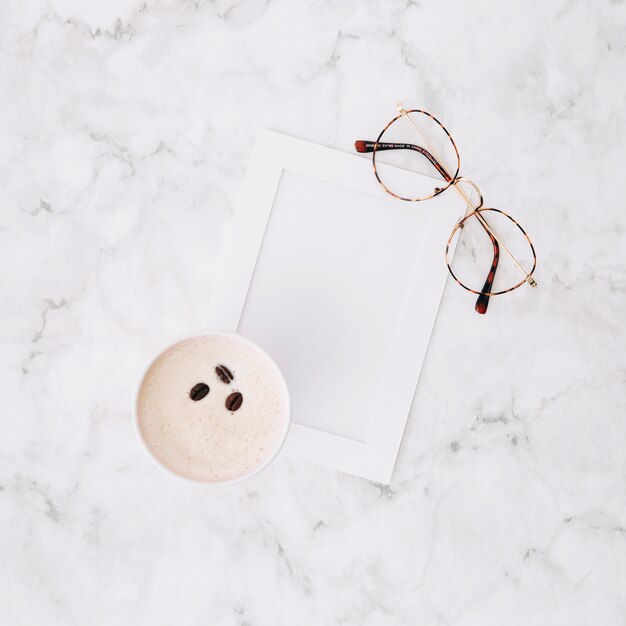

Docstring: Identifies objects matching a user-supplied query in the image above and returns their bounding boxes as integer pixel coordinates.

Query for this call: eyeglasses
[355,103,537,314]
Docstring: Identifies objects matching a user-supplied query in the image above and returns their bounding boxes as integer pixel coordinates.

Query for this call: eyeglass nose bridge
[452,177,484,222]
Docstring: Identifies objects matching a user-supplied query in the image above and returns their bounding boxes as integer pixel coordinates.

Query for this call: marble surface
[2,0,626,624]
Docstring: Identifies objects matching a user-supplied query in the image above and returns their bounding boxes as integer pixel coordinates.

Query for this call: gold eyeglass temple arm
[396,102,537,288]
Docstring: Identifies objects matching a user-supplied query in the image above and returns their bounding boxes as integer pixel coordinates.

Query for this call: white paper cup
[132,330,291,487]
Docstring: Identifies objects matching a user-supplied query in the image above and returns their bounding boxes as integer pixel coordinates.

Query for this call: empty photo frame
[207,131,466,483]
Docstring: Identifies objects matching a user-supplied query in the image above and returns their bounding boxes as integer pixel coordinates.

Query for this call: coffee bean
[215,364,234,384]
[189,382,210,401]
[225,391,243,412]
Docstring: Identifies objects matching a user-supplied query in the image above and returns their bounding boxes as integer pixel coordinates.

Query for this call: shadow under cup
[133,331,291,486]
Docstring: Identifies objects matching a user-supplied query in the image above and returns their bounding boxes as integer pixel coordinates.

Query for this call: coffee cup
[133,330,291,486]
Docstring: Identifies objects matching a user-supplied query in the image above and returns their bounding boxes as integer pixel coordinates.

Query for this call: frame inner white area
[238,169,431,441]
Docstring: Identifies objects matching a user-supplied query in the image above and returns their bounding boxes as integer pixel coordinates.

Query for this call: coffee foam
[137,335,288,482]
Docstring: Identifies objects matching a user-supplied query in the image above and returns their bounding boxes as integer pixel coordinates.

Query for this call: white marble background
[1,0,625,624]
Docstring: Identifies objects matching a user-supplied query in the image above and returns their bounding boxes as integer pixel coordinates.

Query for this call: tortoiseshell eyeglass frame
[355,104,537,315]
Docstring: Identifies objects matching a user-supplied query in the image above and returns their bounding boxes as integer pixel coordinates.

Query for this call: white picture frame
[207,130,466,483]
